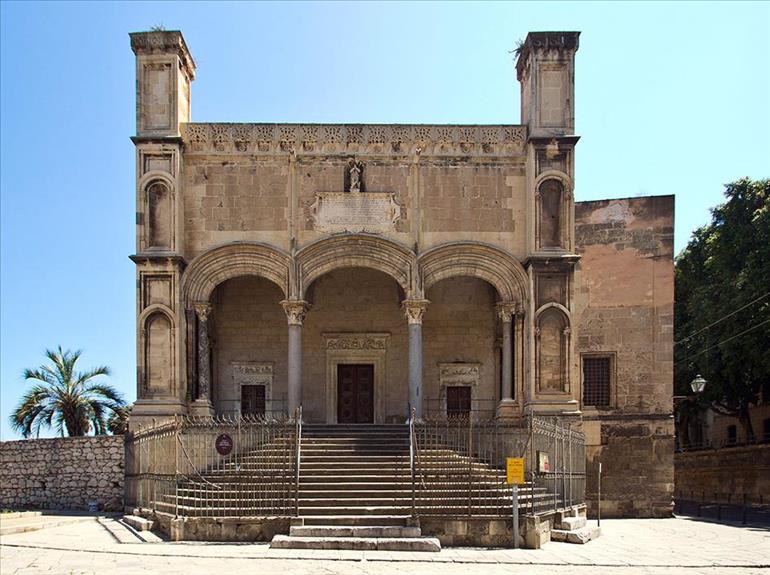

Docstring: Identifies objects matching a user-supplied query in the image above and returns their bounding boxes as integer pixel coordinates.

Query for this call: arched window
[146,180,171,249]
[539,179,563,249]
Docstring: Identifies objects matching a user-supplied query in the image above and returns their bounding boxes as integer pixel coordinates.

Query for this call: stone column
[281,300,310,418]
[496,302,518,419]
[402,299,429,419]
[190,303,214,416]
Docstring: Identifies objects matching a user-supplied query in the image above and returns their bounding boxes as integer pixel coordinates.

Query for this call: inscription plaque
[310,192,401,233]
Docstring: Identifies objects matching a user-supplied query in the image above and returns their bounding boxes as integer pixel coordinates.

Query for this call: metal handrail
[409,407,416,517]
[294,405,302,517]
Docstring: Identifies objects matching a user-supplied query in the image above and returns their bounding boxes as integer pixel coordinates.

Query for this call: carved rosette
[402,299,429,325]
[281,300,310,326]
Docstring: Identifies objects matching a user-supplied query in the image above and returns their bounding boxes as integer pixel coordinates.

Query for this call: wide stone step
[290,525,421,538]
[302,515,411,526]
[270,534,441,551]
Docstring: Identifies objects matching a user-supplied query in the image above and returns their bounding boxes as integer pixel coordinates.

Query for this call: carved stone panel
[310,192,401,234]
[439,363,481,388]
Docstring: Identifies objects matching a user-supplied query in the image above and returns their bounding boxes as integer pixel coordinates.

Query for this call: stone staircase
[271,423,553,550]
[146,423,558,549]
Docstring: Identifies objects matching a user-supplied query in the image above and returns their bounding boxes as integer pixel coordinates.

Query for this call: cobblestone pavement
[0,515,768,574]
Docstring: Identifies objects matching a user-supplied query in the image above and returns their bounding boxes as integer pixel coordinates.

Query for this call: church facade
[129,30,675,518]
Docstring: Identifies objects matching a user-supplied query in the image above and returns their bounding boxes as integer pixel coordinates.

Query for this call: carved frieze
[439,362,481,388]
[323,333,390,351]
[181,123,526,156]
[232,362,273,386]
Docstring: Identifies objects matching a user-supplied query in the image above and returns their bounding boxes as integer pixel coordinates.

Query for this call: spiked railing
[410,413,586,517]
[127,411,301,518]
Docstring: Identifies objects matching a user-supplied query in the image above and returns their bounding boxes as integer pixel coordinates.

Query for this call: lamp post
[690,374,707,394]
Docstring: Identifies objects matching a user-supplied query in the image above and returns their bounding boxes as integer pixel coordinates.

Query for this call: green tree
[10,347,127,438]
[675,178,770,441]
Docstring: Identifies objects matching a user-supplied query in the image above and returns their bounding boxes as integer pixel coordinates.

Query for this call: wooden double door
[337,364,374,424]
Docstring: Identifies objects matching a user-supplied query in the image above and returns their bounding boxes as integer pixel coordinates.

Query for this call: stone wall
[675,444,770,504]
[0,436,124,511]
[574,195,675,518]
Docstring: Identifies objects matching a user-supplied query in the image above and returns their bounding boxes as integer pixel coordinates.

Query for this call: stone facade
[574,196,675,517]
[0,436,124,511]
[128,30,674,517]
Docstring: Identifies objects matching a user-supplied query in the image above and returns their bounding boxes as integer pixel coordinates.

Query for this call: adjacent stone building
[128,30,675,517]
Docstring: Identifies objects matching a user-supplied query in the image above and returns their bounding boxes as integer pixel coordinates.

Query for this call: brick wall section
[0,436,124,511]
[675,445,770,504]
[574,195,675,518]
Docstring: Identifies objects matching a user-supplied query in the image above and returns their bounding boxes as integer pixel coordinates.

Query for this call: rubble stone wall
[0,436,124,511]
[675,444,770,504]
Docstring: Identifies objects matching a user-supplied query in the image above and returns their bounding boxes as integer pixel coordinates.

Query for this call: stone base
[128,399,187,431]
[147,511,291,542]
[420,517,523,548]
[189,399,215,417]
[496,399,520,420]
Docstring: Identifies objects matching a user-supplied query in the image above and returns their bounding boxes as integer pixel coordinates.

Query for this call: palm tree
[10,347,127,438]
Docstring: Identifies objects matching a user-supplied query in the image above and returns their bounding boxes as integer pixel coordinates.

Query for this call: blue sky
[1,1,768,440]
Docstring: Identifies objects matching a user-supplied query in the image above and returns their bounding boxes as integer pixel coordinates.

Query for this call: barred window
[583,356,611,407]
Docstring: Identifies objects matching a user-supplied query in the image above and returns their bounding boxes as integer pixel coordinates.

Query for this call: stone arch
[295,234,415,298]
[535,170,572,251]
[181,242,292,305]
[535,305,570,394]
[418,241,528,303]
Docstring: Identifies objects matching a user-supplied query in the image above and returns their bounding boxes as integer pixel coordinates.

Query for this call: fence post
[467,417,473,516]
[529,414,535,516]
[597,461,602,528]
[174,415,180,519]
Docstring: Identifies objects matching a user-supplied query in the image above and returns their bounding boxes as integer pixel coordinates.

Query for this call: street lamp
[690,374,707,394]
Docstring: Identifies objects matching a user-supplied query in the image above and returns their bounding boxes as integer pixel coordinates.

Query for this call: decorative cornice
[180,123,526,157]
[129,31,196,80]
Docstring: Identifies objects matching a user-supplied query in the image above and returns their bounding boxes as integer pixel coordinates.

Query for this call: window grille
[583,356,611,407]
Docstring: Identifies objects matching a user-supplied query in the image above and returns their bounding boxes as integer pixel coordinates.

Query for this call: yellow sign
[506,457,525,485]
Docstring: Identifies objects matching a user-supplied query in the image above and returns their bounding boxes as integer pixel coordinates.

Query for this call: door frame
[336,363,375,424]
[323,333,389,424]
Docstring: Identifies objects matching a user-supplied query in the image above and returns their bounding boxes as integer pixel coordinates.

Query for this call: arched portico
[295,234,416,299]
[181,241,292,305]
[419,242,529,416]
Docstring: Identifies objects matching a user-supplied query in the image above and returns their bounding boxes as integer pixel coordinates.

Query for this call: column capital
[496,302,518,323]
[193,302,211,321]
[281,299,310,326]
[402,299,429,325]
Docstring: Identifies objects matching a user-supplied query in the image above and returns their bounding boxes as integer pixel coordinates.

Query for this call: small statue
[347,159,364,193]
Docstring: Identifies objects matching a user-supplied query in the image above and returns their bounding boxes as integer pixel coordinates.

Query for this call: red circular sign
[215,433,233,456]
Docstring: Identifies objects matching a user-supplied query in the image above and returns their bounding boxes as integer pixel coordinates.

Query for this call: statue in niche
[345,158,365,193]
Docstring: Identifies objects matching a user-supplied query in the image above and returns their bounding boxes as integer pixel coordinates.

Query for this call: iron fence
[126,409,301,518]
[410,412,585,517]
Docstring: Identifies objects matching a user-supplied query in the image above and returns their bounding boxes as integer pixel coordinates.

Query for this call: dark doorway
[241,384,266,417]
[446,385,471,419]
[337,364,374,423]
